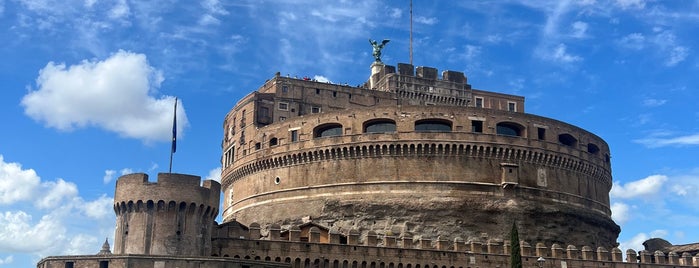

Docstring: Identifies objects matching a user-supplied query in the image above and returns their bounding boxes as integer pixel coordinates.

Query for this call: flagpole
[169,97,178,173]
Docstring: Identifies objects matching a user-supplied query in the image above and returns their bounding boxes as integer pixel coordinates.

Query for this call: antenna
[409,0,413,65]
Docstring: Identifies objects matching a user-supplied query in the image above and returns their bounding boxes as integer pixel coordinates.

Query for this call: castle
[37,62,699,268]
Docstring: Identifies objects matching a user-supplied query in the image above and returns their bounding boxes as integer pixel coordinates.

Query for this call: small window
[278,102,289,111]
[100,261,109,268]
[508,102,516,112]
[316,88,321,94]
[311,106,321,113]
[282,85,288,93]
[364,119,397,133]
[559,134,577,147]
[475,97,483,108]
[269,138,278,146]
[333,91,337,97]
[65,262,75,268]
[349,94,352,99]
[314,123,343,138]
[496,122,524,137]
[279,116,286,121]
[588,143,600,154]
[255,142,261,150]
[290,130,299,142]
[415,119,452,132]
[471,121,483,133]
[537,127,546,140]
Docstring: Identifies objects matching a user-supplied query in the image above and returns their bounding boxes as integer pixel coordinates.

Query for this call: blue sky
[1,0,699,266]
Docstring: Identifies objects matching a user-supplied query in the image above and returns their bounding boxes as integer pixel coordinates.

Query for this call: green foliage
[510,221,522,268]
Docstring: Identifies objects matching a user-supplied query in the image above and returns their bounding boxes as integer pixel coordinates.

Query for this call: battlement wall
[115,173,220,208]
[213,225,699,268]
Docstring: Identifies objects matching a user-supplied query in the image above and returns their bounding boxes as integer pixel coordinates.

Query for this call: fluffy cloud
[611,175,667,199]
[0,156,40,205]
[21,50,188,143]
[204,167,222,182]
[570,21,588,38]
[550,43,582,63]
[103,170,116,184]
[611,202,631,224]
[0,156,114,257]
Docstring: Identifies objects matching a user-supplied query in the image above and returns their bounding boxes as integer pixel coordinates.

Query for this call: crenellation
[581,246,593,260]
[639,250,652,263]
[596,246,610,261]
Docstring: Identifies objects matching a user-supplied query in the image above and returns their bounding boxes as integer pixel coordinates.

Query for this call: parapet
[218,223,699,267]
[114,173,220,209]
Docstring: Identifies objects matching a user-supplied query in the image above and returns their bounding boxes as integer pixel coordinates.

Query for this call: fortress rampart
[113,173,220,256]
[212,225,699,268]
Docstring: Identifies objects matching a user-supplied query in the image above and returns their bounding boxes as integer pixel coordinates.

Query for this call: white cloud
[389,8,401,19]
[80,195,114,220]
[0,211,66,253]
[0,255,13,265]
[204,167,222,182]
[463,45,481,61]
[619,232,648,252]
[611,202,631,224]
[666,46,689,67]
[642,98,666,107]
[615,0,645,10]
[570,21,588,38]
[21,50,189,143]
[314,75,332,83]
[0,158,114,259]
[414,16,438,25]
[109,0,130,19]
[550,43,582,63]
[635,133,699,147]
[35,179,79,209]
[617,33,645,50]
[610,175,667,199]
[0,155,40,205]
[199,14,220,26]
[120,168,134,175]
[103,169,116,184]
[202,0,229,15]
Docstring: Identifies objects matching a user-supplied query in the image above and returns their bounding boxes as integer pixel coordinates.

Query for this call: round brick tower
[220,64,620,248]
[113,173,220,256]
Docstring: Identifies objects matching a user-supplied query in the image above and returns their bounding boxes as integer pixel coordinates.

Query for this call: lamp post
[537,257,545,268]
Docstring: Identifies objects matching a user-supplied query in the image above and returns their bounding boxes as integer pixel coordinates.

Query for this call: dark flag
[171,97,178,154]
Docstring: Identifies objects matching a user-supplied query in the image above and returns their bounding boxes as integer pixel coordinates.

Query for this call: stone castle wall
[221,103,617,247]
[211,226,699,268]
[113,173,220,256]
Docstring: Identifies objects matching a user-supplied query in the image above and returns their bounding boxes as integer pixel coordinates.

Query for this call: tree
[510,221,522,268]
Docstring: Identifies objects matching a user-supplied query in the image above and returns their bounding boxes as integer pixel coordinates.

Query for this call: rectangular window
[65,262,74,268]
[278,102,289,111]
[475,97,483,108]
[311,106,321,113]
[316,88,321,94]
[508,102,516,112]
[537,127,546,140]
[279,116,286,121]
[332,91,337,97]
[99,261,109,268]
[290,130,298,142]
[282,85,288,93]
[255,142,261,150]
[471,120,483,133]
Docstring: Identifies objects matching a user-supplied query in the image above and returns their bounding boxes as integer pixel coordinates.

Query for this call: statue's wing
[382,39,390,45]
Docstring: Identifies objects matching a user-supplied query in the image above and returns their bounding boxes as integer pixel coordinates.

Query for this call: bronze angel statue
[369,39,390,63]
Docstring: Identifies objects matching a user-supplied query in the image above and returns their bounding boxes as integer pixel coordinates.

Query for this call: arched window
[587,143,600,154]
[559,133,577,147]
[496,122,524,137]
[415,119,452,132]
[314,123,343,138]
[364,119,397,133]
